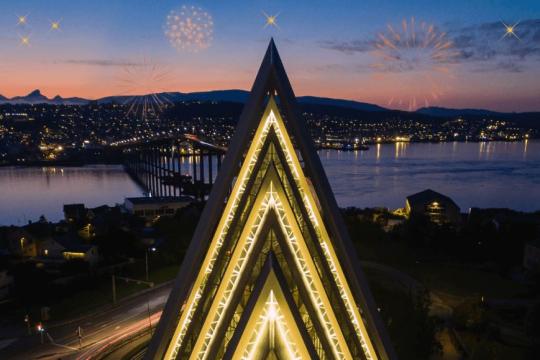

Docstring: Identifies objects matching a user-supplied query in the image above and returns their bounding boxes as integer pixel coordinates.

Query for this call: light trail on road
[1,284,172,360]
[76,311,162,360]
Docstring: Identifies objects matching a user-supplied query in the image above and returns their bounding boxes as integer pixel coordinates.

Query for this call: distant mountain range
[96,90,387,113]
[415,107,518,118]
[1,90,89,106]
[0,89,537,117]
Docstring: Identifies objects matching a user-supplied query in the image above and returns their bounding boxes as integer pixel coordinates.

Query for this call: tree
[370,282,441,359]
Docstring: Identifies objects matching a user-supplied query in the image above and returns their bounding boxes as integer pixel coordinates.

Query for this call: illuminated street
[0,284,171,359]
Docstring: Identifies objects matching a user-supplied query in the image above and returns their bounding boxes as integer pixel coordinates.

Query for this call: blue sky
[0,0,539,111]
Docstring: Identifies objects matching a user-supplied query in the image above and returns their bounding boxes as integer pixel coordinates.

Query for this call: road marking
[51,342,79,351]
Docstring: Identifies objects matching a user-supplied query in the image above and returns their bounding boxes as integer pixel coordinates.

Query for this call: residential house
[63,204,86,223]
[6,228,37,257]
[405,189,461,224]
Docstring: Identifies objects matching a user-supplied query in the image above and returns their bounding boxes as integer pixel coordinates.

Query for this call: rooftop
[63,203,85,212]
[407,189,459,208]
[125,196,193,205]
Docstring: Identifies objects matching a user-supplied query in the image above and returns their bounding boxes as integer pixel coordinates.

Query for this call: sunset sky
[0,0,539,111]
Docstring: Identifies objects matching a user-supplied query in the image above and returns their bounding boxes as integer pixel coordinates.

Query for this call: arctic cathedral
[145,40,396,360]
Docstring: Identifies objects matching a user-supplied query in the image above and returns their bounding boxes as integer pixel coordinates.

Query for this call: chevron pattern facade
[145,40,396,360]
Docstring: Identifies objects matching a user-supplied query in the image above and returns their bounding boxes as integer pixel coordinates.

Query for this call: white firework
[165,5,214,52]
[116,59,175,120]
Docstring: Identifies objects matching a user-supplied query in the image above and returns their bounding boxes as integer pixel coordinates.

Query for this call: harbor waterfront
[0,141,538,226]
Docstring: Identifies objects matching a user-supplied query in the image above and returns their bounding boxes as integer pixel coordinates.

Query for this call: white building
[124,196,193,220]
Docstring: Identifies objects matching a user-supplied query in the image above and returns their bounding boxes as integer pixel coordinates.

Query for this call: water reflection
[1,141,539,225]
[0,165,143,225]
[394,142,408,159]
[318,140,540,212]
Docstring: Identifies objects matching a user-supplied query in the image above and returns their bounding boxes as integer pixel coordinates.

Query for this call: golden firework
[501,21,520,40]
[19,35,30,46]
[372,17,459,111]
[50,20,61,31]
[263,11,280,29]
[17,15,28,26]
[165,5,214,52]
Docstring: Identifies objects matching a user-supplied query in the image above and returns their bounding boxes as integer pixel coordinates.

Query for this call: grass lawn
[51,264,179,321]
[353,234,526,299]
[458,330,531,359]
[402,262,527,299]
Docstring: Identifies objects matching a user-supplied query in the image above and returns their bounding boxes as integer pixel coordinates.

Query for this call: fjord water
[0,141,538,225]
[320,140,539,212]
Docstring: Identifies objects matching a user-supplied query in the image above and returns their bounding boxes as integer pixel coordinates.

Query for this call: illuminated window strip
[272,193,348,359]
[194,188,276,359]
[166,100,279,359]
[242,290,302,360]
[190,176,352,360]
[166,97,376,360]
[268,101,377,360]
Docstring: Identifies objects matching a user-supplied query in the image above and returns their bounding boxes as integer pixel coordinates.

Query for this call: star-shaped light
[17,15,28,26]
[501,21,520,40]
[20,35,30,46]
[50,20,61,31]
[263,11,279,28]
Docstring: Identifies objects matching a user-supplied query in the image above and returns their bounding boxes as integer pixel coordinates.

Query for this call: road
[0,284,172,360]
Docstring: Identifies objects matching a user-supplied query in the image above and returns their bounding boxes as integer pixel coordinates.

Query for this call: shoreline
[0,139,535,168]
[0,140,537,225]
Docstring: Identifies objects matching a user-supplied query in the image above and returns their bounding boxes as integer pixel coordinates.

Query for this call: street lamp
[24,314,31,335]
[145,247,157,281]
[36,323,44,344]
[76,326,83,350]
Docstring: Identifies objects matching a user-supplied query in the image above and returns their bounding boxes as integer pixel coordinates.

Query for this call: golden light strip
[243,311,269,360]
[166,99,278,359]
[271,192,348,359]
[194,188,275,359]
[268,100,377,359]
[166,97,376,360]
[242,290,302,360]
[190,174,351,359]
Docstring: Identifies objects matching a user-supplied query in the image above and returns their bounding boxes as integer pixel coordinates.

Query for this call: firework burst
[116,59,176,120]
[372,17,459,111]
[165,5,214,52]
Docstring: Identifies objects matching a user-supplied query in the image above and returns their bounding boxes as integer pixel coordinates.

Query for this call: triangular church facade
[145,40,396,360]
